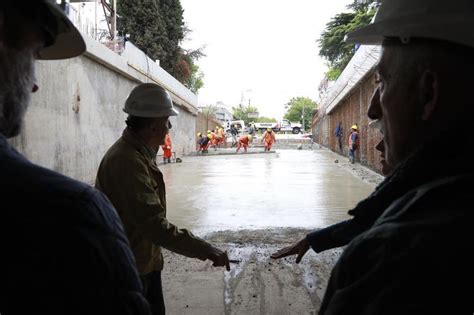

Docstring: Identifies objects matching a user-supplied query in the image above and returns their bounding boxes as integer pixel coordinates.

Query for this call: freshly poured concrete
[159,149,383,314]
[162,150,373,233]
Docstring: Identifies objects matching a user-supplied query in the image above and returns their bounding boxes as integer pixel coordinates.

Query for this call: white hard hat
[123,83,179,118]
[37,0,86,60]
[345,0,474,49]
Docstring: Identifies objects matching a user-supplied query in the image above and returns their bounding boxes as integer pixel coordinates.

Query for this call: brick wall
[313,72,384,174]
[195,113,224,136]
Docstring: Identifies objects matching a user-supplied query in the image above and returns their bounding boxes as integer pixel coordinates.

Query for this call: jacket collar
[349,131,473,219]
[122,128,158,163]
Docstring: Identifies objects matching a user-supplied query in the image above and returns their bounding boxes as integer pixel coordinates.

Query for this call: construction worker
[218,126,227,147]
[96,83,230,314]
[161,133,172,163]
[262,127,276,151]
[197,132,209,153]
[230,124,239,147]
[236,134,252,153]
[208,130,217,151]
[348,124,359,163]
[214,126,222,147]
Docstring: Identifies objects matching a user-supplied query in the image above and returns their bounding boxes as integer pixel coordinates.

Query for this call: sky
[180,0,353,119]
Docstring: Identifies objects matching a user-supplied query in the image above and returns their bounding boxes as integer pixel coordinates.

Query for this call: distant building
[214,106,233,127]
[198,103,233,128]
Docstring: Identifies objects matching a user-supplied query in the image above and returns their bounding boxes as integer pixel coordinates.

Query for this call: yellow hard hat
[351,125,358,130]
[207,130,211,133]
[267,127,272,132]
[197,132,202,136]
[247,135,253,141]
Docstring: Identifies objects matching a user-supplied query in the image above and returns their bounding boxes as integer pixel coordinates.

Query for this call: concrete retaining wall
[10,33,198,184]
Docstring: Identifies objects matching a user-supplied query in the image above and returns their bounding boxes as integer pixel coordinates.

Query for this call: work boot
[168,158,171,163]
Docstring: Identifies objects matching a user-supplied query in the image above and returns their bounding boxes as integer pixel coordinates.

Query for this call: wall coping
[82,33,199,116]
[324,45,381,115]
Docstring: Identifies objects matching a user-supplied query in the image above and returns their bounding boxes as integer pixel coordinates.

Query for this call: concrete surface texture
[159,148,383,314]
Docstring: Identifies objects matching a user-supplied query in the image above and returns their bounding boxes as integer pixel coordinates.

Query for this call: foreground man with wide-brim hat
[0,2,150,314]
[319,0,474,314]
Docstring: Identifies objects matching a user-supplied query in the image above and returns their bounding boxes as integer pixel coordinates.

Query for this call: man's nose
[168,121,172,129]
[367,87,381,119]
[32,83,39,93]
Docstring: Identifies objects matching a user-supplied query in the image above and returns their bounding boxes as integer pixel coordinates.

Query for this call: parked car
[254,118,302,134]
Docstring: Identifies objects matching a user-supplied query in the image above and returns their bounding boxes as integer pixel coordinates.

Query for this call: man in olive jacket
[96,83,230,315]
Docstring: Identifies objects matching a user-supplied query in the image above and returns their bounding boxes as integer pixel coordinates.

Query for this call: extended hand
[270,237,310,264]
[207,246,230,271]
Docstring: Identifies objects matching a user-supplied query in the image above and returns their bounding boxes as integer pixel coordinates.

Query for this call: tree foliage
[318,1,378,80]
[117,0,183,74]
[283,97,317,131]
[117,0,205,93]
[255,117,277,123]
[173,45,205,93]
[231,105,260,125]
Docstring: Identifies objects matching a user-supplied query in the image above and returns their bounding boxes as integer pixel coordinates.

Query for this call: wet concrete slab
[158,148,382,314]
[161,149,375,234]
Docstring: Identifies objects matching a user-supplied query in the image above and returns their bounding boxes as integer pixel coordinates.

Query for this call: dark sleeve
[306,218,371,253]
[68,188,152,314]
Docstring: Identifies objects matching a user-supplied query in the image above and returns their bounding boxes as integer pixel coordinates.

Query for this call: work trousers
[140,271,165,315]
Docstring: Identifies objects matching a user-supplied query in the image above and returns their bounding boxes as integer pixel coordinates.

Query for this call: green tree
[117,0,184,75]
[232,105,260,125]
[173,43,206,93]
[255,117,277,123]
[318,1,378,80]
[284,97,317,132]
[117,1,206,93]
[117,0,165,60]
[157,0,185,72]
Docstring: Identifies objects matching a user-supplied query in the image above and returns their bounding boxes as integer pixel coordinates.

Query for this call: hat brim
[122,107,179,118]
[38,1,86,60]
[346,15,474,49]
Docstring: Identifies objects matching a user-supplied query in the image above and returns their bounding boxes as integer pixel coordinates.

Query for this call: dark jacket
[319,135,474,314]
[0,135,150,314]
[230,126,238,136]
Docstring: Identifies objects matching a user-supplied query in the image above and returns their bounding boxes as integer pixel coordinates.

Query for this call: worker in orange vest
[218,126,226,147]
[208,130,218,151]
[262,127,276,151]
[236,134,252,153]
[161,133,173,163]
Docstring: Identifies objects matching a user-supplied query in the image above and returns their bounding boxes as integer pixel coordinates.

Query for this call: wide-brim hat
[345,0,474,49]
[37,0,86,60]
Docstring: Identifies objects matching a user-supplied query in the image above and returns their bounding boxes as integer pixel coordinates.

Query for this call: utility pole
[302,105,305,132]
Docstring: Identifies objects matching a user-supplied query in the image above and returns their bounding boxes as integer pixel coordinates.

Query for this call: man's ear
[419,70,439,121]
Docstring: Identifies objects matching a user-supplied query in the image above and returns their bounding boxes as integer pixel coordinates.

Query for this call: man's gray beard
[0,47,34,138]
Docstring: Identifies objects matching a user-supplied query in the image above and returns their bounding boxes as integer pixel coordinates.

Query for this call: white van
[226,120,246,134]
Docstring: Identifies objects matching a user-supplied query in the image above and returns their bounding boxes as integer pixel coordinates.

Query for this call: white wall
[11,33,198,184]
